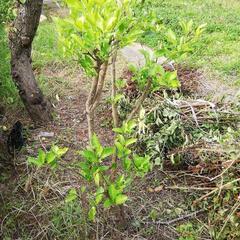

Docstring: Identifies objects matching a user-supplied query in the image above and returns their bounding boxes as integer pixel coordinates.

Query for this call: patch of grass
[0,24,18,105]
[32,21,64,68]
[141,0,240,82]
[32,21,79,96]
[0,0,14,23]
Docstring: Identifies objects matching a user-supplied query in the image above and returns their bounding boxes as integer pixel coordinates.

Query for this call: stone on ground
[120,43,167,68]
[40,15,47,22]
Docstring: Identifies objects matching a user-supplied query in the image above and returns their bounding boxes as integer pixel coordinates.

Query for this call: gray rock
[43,0,61,10]
[40,15,47,22]
[120,43,168,68]
[38,131,55,138]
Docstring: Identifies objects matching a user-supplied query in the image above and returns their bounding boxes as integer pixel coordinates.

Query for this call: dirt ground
[0,2,238,238]
[0,55,215,239]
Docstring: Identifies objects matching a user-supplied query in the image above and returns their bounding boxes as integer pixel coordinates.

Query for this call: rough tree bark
[9,0,52,124]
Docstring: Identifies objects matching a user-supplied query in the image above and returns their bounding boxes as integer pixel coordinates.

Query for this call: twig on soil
[209,154,240,181]
[165,186,216,191]
[217,201,240,239]
[194,177,240,205]
[145,209,206,225]
[127,77,152,121]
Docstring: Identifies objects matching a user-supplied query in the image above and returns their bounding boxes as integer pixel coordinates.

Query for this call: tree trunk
[9,0,52,125]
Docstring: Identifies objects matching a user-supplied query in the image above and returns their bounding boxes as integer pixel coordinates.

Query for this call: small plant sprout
[65,188,78,203]
[78,121,152,221]
[27,145,68,169]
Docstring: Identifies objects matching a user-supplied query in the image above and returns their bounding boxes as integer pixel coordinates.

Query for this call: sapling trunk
[86,72,100,139]
[86,111,94,140]
[90,62,108,111]
[110,54,127,225]
[111,53,120,128]
[110,53,120,178]
[85,61,108,140]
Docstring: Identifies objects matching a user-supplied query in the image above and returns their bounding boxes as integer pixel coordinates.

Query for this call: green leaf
[125,138,137,146]
[95,193,104,205]
[91,134,103,156]
[81,149,97,162]
[116,78,127,89]
[46,151,58,168]
[88,206,96,221]
[124,148,131,156]
[55,147,68,157]
[91,134,100,148]
[116,175,125,186]
[38,149,46,165]
[113,127,123,134]
[108,184,117,201]
[101,147,114,159]
[133,155,144,168]
[115,194,128,205]
[127,120,137,132]
[94,172,100,186]
[98,165,109,172]
[140,49,151,65]
[65,188,78,203]
[123,158,131,170]
[103,198,112,209]
[95,187,104,205]
[81,186,86,193]
[115,142,124,158]
[96,186,104,195]
[113,94,124,104]
[27,157,41,167]
[166,29,177,45]
[27,149,46,167]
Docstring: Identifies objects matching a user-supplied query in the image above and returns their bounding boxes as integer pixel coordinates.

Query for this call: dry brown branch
[155,209,206,225]
[194,177,240,205]
[127,77,152,121]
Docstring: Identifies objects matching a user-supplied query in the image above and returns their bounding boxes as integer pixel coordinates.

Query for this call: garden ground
[0,0,240,239]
